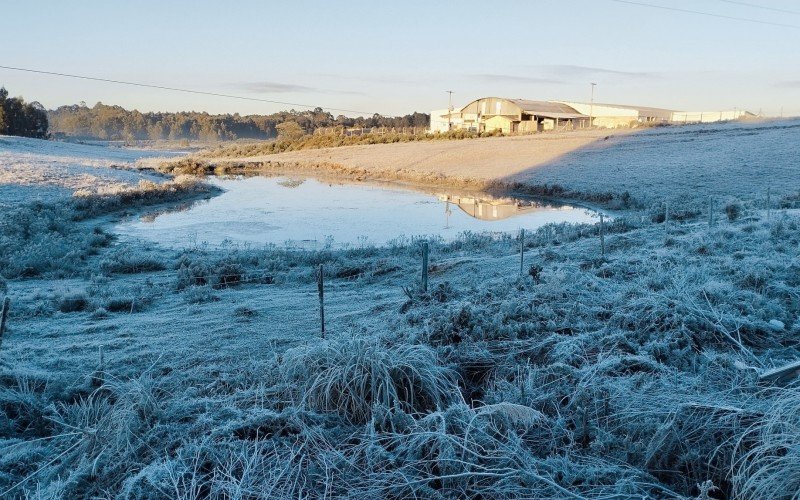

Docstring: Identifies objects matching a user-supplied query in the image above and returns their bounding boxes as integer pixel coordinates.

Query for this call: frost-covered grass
[3,134,800,497]
[514,119,800,204]
[0,177,217,279]
[2,189,800,497]
[0,135,179,207]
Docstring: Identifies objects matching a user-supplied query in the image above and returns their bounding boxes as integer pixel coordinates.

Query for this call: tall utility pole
[589,82,597,128]
[446,90,454,130]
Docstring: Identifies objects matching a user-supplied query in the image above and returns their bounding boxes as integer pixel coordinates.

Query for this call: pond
[114,176,604,249]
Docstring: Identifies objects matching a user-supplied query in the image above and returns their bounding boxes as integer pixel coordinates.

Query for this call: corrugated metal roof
[459,98,587,119]
[504,99,586,119]
[585,102,675,114]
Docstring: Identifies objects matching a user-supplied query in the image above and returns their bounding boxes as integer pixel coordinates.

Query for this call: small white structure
[670,109,754,123]
[429,108,463,133]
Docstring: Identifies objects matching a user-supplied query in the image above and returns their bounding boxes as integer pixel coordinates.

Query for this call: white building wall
[429,108,463,133]
[670,110,748,123]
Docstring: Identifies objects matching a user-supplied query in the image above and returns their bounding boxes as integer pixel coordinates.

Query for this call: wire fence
[1,192,786,324]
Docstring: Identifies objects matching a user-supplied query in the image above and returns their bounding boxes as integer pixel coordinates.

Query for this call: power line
[0,65,376,115]
[607,0,800,29]
[715,0,800,16]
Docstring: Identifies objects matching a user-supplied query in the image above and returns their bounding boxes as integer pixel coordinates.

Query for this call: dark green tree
[0,87,7,134]
[0,87,49,138]
[46,101,430,141]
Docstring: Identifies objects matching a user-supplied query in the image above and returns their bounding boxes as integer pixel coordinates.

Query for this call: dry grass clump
[71,177,218,216]
[279,337,457,424]
[356,403,576,498]
[173,251,257,290]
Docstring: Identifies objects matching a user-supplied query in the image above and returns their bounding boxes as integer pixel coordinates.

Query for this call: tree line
[0,87,49,139]
[47,102,430,141]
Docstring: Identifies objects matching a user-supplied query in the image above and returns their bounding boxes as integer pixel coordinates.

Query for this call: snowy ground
[1,135,800,497]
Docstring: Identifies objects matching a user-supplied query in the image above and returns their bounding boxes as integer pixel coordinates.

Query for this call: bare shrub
[725,198,743,221]
[57,294,89,313]
[100,248,166,275]
[175,257,245,290]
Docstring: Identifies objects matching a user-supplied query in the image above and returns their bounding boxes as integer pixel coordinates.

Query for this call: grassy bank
[198,129,503,159]
[2,183,800,497]
[0,177,218,279]
[158,158,639,211]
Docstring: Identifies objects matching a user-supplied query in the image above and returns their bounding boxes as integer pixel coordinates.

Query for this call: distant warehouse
[430,97,754,133]
[430,97,588,134]
[554,101,672,128]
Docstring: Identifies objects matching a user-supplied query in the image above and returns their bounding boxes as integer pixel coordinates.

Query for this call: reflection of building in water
[437,194,561,221]
[138,202,197,223]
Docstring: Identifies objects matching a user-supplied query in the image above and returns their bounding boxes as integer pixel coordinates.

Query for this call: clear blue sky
[1,0,798,116]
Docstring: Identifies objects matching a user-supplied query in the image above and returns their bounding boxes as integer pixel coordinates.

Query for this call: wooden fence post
[519,228,525,276]
[599,215,606,257]
[708,196,714,228]
[664,201,670,234]
[96,345,105,387]
[421,241,429,292]
[0,297,9,351]
[317,264,325,337]
[766,187,771,222]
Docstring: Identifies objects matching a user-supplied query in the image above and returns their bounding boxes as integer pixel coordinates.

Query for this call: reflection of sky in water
[114,176,603,249]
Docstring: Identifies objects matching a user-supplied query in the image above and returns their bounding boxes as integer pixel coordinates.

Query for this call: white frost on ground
[0,136,175,206]
[1,133,800,497]
[518,119,800,201]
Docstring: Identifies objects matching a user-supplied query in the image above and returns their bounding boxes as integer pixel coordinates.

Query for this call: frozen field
[0,136,176,206]
[1,133,800,497]
[514,119,800,202]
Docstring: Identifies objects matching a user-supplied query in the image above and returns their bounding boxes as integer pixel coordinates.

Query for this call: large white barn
[430,97,588,134]
[429,97,754,132]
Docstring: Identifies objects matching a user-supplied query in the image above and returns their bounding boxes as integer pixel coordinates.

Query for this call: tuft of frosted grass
[732,389,800,498]
[2,373,170,498]
[99,247,166,275]
[280,336,458,424]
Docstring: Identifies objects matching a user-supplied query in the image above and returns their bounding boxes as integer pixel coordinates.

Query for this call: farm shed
[458,97,588,133]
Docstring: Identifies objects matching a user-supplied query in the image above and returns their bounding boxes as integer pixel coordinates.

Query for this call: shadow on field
[493,118,800,207]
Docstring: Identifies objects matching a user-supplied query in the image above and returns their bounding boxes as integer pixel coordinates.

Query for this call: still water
[115,176,602,248]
